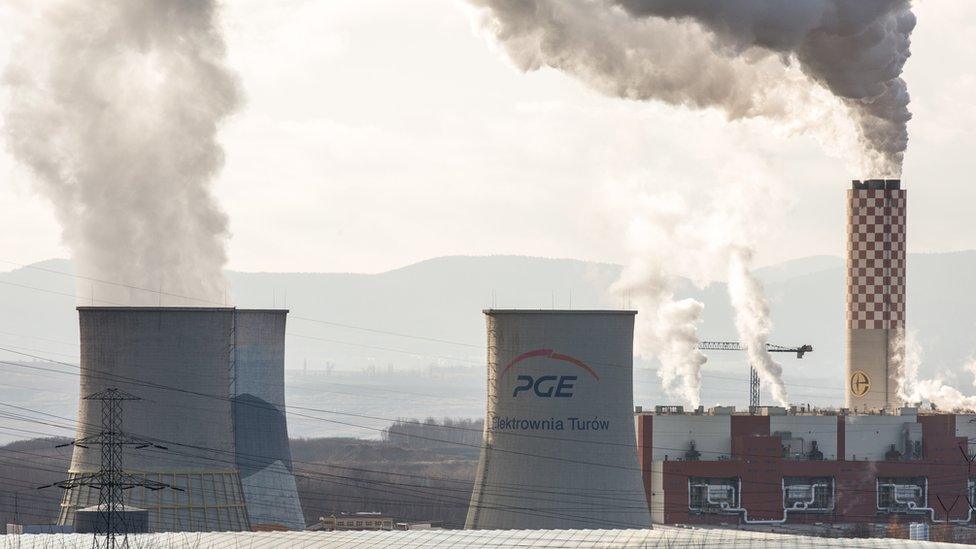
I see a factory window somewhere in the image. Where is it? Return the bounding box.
[877,477,927,513]
[782,477,834,511]
[688,477,739,513]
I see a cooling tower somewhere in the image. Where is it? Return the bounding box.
[846,180,906,411]
[58,307,304,532]
[465,310,651,530]
[231,310,305,530]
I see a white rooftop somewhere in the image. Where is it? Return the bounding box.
[0,527,958,548]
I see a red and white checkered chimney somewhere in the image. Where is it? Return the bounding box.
[846,179,906,411]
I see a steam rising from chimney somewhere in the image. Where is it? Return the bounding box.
[728,247,788,406]
[612,182,786,408]
[612,194,707,408]
[892,330,976,411]
[3,0,240,306]
[467,0,915,176]
[614,259,707,408]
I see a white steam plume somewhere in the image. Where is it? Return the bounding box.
[892,328,921,405]
[610,180,786,408]
[3,1,241,306]
[466,0,915,175]
[892,330,976,411]
[612,201,707,407]
[727,246,788,406]
[613,281,706,409]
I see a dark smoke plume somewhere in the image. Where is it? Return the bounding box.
[468,0,915,175]
[3,1,241,305]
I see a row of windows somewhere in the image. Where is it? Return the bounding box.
[687,476,969,515]
[336,520,392,527]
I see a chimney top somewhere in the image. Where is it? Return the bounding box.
[851,179,901,190]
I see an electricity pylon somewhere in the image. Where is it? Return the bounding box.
[40,388,181,549]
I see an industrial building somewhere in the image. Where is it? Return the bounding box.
[637,405,976,529]
[308,512,395,531]
[465,310,651,530]
[636,180,976,538]
[57,307,304,532]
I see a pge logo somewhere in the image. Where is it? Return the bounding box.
[513,375,577,398]
[501,349,599,398]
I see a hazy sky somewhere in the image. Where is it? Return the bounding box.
[1,0,974,274]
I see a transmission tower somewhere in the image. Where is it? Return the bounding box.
[40,388,180,549]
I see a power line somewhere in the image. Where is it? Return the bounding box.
[39,389,182,547]
[3,269,976,529]
[2,382,974,507]
[2,397,975,532]
[0,258,850,393]
[0,346,966,472]
[0,364,656,524]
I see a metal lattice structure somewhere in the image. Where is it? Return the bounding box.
[749,367,761,411]
[696,341,813,358]
[41,389,179,549]
[696,342,814,410]
[58,471,249,531]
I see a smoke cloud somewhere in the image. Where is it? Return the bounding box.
[3,0,240,306]
[727,247,788,406]
[467,0,915,175]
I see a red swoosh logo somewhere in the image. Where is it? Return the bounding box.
[500,348,600,380]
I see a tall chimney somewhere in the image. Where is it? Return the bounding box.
[845,179,906,411]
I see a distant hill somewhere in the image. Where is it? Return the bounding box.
[0,437,71,530]
[1,252,976,437]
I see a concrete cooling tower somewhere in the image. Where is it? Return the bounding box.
[465,310,651,530]
[232,310,305,530]
[58,307,304,532]
[846,180,906,411]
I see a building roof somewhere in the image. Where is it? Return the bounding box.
[0,527,957,548]
[483,309,637,315]
[76,306,288,312]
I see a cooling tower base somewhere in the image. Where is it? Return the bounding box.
[58,470,249,532]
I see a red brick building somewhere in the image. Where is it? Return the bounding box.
[637,406,976,526]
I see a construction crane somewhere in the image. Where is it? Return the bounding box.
[697,341,814,410]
